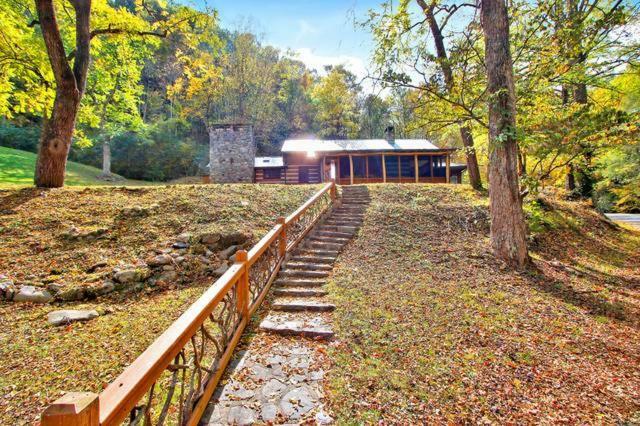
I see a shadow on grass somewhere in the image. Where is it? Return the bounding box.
[0,188,43,215]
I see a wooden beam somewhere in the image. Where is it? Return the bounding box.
[382,154,386,183]
[430,155,434,178]
[446,154,450,183]
[41,393,99,426]
[365,155,369,179]
[414,154,419,183]
[349,154,354,185]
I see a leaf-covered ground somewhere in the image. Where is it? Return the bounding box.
[0,184,319,425]
[326,184,640,424]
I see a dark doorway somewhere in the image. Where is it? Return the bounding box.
[299,167,310,183]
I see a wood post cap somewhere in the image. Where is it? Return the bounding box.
[235,250,248,262]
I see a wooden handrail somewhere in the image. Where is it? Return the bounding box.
[41,181,336,426]
[285,182,334,224]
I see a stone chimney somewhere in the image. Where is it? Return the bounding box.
[209,124,255,183]
[384,125,395,142]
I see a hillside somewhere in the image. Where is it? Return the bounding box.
[326,185,640,423]
[0,146,148,187]
[0,184,321,424]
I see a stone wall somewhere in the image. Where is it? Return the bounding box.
[209,124,256,183]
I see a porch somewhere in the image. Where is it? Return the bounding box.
[323,153,454,185]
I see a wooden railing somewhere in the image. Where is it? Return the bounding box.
[41,182,337,426]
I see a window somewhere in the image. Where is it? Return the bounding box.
[400,156,415,178]
[367,156,383,178]
[353,157,366,178]
[434,155,446,177]
[385,155,399,177]
[263,168,281,180]
[418,155,431,177]
[339,157,350,178]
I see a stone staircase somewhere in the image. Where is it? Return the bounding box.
[259,186,370,339]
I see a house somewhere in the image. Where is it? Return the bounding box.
[210,124,466,185]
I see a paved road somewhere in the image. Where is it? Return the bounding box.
[605,213,640,229]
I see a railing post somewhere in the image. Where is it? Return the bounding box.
[235,250,249,318]
[277,217,287,257]
[329,179,337,200]
[41,392,99,426]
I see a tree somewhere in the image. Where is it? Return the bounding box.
[311,66,359,139]
[481,0,529,268]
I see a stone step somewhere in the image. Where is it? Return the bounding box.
[280,269,330,278]
[323,222,362,228]
[314,231,354,239]
[259,313,334,339]
[296,248,340,257]
[272,298,336,312]
[307,241,344,251]
[330,213,365,218]
[309,235,350,244]
[284,262,333,271]
[275,278,326,287]
[273,287,328,297]
[318,225,357,233]
[290,255,336,264]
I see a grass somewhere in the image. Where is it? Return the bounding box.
[0,183,321,424]
[326,184,640,424]
[0,146,150,187]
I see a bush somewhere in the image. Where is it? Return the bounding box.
[0,121,40,152]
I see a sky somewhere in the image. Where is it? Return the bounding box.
[188,0,384,88]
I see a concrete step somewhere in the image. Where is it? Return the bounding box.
[275,278,326,287]
[280,269,330,278]
[308,241,344,251]
[273,287,328,297]
[290,255,336,264]
[318,225,357,233]
[296,248,340,257]
[323,222,362,228]
[331,212,365,218]
[272,298,336,312]
[284,262,333,271]
[309,235,350,244]
[259,312,334,339]
[314,231,354,239]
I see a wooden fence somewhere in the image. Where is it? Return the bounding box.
[41,182,337,426]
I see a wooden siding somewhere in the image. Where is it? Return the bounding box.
[284,165,321,184]
[254,168,285,184]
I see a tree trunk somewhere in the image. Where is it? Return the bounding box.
[418,0,483,189]
[481,0,529,269]
[459,125,482,190]
[34,0,91,188]
[102,140,111,176]
[565,164,576,191]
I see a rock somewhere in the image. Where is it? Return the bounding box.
[97,280,115,295]
[176,233,192,243]
[261,403,278,422]
[118,205,156,218]
[0,277,16,300]
[172,241,189,249]
[219,245,239,260]
[174,256,185,264]
[200,232,221,246]
[219,231,248,248]
[14,286,53,303]
[280,387,316,420]
[162,265,175,271]
[87,261,108,274]
[61,227,108,241]
[212,263,229,278]
[315,411,334,425]
[227,406,256,426]
[147,254,173,267]
[262,379,287,398]
[48,309,99,326]
[58,287,85,302]
[157,270,177,283]
[113,268,149,284]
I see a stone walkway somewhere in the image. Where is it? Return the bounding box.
[200,186,370,425]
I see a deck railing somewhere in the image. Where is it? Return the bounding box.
[41,181,337,426]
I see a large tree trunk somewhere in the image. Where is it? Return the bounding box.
[481,0,529,269]
[34,0,91,188]
[418,0,483,190]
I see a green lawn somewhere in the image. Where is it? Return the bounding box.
[0,146,149,187]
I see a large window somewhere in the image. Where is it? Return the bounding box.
[400,156,415,178]
[353,156,366,178]
[433,155,446,177]
[418,155,431,177]
[385,155,399,177]
[368,156,383,178]
[263,168,281,180]
[339,157,350,178]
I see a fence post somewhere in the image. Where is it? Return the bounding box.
[277,217,287,258]
[330,179,337,200]
[235,250,249,318]
[41,392,99,426]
